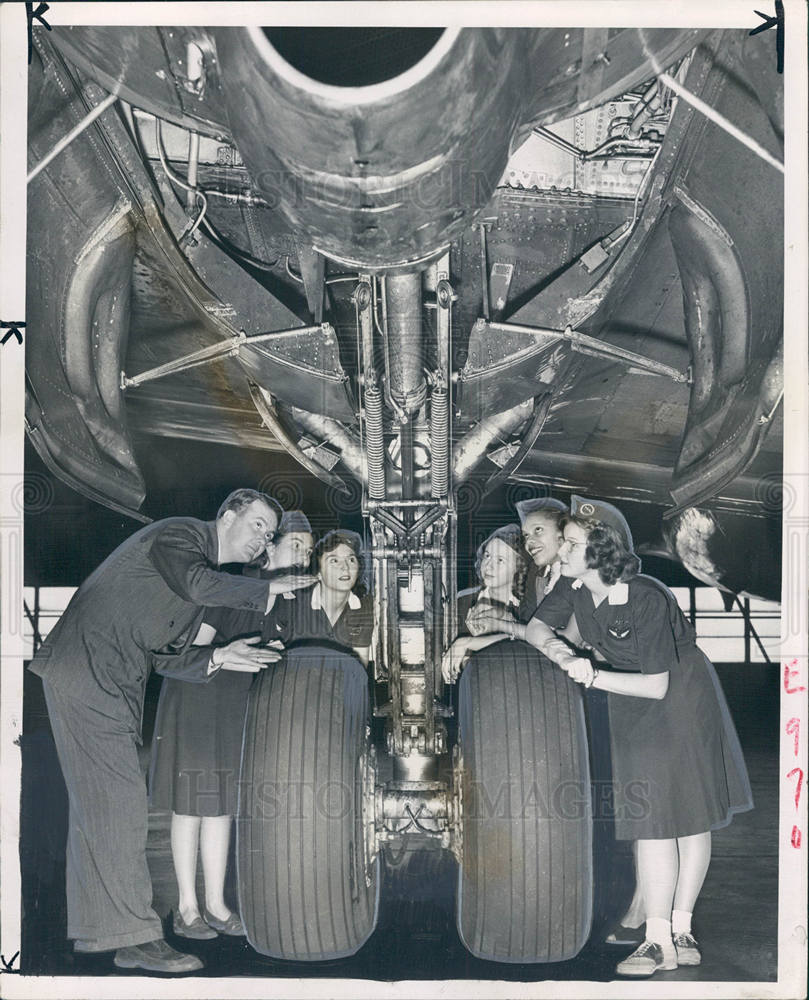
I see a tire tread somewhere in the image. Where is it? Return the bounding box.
[457,640,592,963]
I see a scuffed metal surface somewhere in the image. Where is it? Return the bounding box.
[670,507,720,584]
[24,26,782,527]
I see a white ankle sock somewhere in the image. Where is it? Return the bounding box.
[671,909,692,935]
[646,917,673,947]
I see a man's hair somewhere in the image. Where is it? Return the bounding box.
[217,489,282,525]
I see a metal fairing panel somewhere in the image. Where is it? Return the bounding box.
[237,338,356,424]
[139,171,357,425]
[507,33,782,521]
[27,33,358,511]
[662,33,783,510]
[25,26,782,536]
[51,27,232,138]
[26,39,146,512]
[454,190,632,422]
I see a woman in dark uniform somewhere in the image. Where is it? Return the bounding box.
[478,496,753,977]
[441,524,530,684]
[280,529,374,665]
[149,511,315,940]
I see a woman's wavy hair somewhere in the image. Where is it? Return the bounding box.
[314,529,368,597]
[474,524,530,603]
[567,516,641,586]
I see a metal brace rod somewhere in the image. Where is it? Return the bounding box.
[371,505,446,543]
[478,223,490,320]
[371,508,408,540]
[367,499,449,510]
[121,324,327,390]
[657,72,784,174]
[372,546,444,560]
[408,505,446,539]
[28,89,120,184]
[532,125,584,160]
[486,320,689,383]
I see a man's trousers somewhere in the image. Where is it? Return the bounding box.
[43,679,164,952]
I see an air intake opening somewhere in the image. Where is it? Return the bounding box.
[262,27,446,87]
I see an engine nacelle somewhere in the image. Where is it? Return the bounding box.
[212,28,531,268]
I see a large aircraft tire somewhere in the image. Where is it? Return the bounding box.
[237,646,379,960]
[456,640,592,962]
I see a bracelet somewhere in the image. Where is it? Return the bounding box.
[585,666,599,689]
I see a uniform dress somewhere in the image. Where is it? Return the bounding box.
[457,585,526,636]
[149,589,295,818]
[28,517,273,952]
[535,573,753,839]
[279,582,374,655]
[518,561,561,621]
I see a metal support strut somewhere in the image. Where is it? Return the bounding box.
[484,320,689,383]
[120,324,329,390]
[356,278,386,499]
[28,89,120,184]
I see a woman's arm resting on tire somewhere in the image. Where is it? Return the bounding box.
[441,633,510,683]
[522,617,577,662]
[557,614,583,647]
[558,653,670,699]
[594,667,669,699]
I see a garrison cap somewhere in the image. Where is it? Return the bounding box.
[476,523,525,564]
[474,523,527,583]
[570,495,634,550]
[279,509,313,535]
[315,528,364,555]
[515,496,567,524]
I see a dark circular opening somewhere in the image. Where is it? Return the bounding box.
[262,27,446,87]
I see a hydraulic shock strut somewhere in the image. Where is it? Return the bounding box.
[357,278,386,499]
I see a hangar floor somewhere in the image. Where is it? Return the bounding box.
[20,662,778,984]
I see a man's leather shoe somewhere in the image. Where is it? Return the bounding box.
[113,938,203,973]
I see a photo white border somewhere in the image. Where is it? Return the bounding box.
[1,3,806,998]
